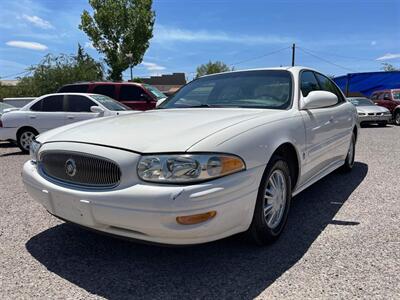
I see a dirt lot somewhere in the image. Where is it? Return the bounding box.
[0,125,399,299]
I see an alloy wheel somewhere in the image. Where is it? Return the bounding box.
[263,169,287,229]
[20,131,35,151]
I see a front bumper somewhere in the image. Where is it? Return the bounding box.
[358,114,391,123]
[22,155,263,245]
[0,127,17,141]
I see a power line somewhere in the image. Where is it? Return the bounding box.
[299,47,377,62]
[0,69,32,79]
[298,47,357,72]
[230,46,290,67]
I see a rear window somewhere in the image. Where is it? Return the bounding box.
[31,95,64,112]
[58,84,89,93]
[393,92,400,100]
[93,85,116,99]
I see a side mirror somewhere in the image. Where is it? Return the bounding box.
[301,91,338,110]
[90,106,105,116]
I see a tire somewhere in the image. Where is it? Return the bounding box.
[248,156,292,245]
[341,132,356,172]
[378,121,387,127]
[17,128,37,153]
[394,111,400,126]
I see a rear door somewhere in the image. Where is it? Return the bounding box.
[119,84,155,110]
[64,95,98,124]
[27,95,66,132]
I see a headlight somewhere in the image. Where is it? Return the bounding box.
[384,111,391,115]
[137,154,245,183]
[29,139,41,163]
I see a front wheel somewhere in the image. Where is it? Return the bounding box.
[394,111,400,126]
[248,156,292,245]
[341,132,356,172]
[17,129,37,153]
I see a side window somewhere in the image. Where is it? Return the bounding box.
[41,95,64,112]
[30,100,43,111]
[378,93,385,100]
[383,93,391,100]
[300,71,319,97]
[371,93,378,100]
[315,73,344,102]
[93,85,116,99]
[119,85,144,100]
[65,95,96,112]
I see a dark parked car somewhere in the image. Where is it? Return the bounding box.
[58,82,166,111]
[370,89,400,125]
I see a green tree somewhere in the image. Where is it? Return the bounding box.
[79,0,155,81]
[195,61,232,78]
[0,46,103,99]
[381,63,399,72]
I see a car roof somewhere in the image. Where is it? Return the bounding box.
[198,66,318,78]
[62,81,143,87]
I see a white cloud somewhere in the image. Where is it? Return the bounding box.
[84,42,95,49]
[376,53,400,61]
[6,40,48,51]
[22,14,53,29]
[141,61,166,71]
[153,25,293,45]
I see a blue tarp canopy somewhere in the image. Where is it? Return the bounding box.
[333,71,400,97]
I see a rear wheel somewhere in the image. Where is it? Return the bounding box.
[248,156,291,245]
[394,111,400,126]
[341,132,356,172]
[17,128,37,153]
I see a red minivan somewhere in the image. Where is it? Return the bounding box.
[58,82,166,111]
[370,89,400,125]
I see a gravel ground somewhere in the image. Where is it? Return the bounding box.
[0,125,399,299]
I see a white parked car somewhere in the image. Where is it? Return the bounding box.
[22,67,358,246]
[0,93,133,152]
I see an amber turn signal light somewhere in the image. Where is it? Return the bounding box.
[176,211,217,225]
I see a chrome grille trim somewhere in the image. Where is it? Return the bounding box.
[39,151,121,189]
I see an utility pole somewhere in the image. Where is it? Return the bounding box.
[126,53,133,81]
[291,43,296,67]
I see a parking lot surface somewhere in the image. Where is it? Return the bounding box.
[0,125,399,299]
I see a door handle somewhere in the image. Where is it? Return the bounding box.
[67,116,74,120]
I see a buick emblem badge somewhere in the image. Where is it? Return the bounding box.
[65,158,77,177]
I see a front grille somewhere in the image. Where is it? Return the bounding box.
[39,151,121,188]
[376,113,382,115]
[368,113,374,116]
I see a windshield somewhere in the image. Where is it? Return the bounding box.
[349,98,375,106]
[393,92,400,100]
[144,84,166,100]
[91,95,131,111]
[159,70,293,109]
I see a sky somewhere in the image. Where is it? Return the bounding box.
[0,0,399,81]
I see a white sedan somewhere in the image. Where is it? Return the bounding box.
[0,93,133,152]
[22,67,358,245]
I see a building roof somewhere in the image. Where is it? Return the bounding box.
[140,73,186,85]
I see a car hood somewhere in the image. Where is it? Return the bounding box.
[37,108,275,153]
[357,105,389,113]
